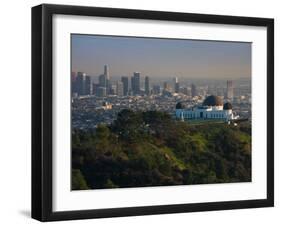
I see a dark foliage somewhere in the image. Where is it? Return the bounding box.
[72,110,251,190]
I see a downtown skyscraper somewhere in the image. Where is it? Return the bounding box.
[99,73,107,87]
[145,76,150,96]
[85,75,92,95]
[76,72,86,95]
[191,84,197,97]
[117,81,124,96]
[98,65,111,95]
[75,72,92,96]
[104,64,109,79]
[131,72,140,95]
[121,76,129,96]
[174,77,180,93]
[226,80,234,100]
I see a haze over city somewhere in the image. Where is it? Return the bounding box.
[71,34,252,79]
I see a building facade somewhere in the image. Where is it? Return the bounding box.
[131,72,140,95]
[191,83,197,97]
[173,77,180,93]
[96,87,107,97]
[226,80,234,100]
[76,72,86,95]
[98,73,107,88]
[117,81,124,96]
[152,85,161,95]
[175,95,237,122]
[121,76,129,96]
[145,76,150,95]
[85,75,92,95]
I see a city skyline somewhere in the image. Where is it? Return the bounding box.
[71,34,252,79]
[72,65,241,102]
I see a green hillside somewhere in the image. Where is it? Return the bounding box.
[72,109,251,190]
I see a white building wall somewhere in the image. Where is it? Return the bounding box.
[175,108,233,121]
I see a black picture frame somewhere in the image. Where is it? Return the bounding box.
[32,4,274,222]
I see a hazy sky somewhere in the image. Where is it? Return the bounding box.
[71,34,251,79]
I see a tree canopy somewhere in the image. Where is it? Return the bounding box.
[72,109,251,190]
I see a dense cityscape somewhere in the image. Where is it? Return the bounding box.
[71,65,251,130]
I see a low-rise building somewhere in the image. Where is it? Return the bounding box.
[175,95,238,122]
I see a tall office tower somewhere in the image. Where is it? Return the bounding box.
[182,87,189,95]
[233,86,239,97]
[96,87,106,97]
[106,80,112,95]
[173,77,180,93]
[152,85,161,95]
[92,83,99,96]
[110,84,117,95]
[104,64,109,80]
[71,72,77,94]
[163,81,171,91]
[163,81,168,90]
[84,75,92,95]
[131,76,135,95]
[145,76,150,96]
[98,74,107,87]
[71,71,76,82]
[226,80,234,100]
[191,83,197,97]
[132,72,141,95]
[104,65,110,94]
[121,76,129,96]
[175,83,180,93]
[117,81,124,96]
[76,72,86,95]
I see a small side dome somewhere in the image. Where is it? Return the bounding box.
[203,95,223,106]
[223,102,233,110]
[176,102,185,109]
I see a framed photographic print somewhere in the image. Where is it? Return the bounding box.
[32,4,274,221]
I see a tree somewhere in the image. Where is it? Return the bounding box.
[111,109,144,142]
[72,111,252,189]
[72,169,89,190]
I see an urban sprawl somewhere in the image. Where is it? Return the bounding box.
[72,65,251,130]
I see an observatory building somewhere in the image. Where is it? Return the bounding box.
[175,95,237,122]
